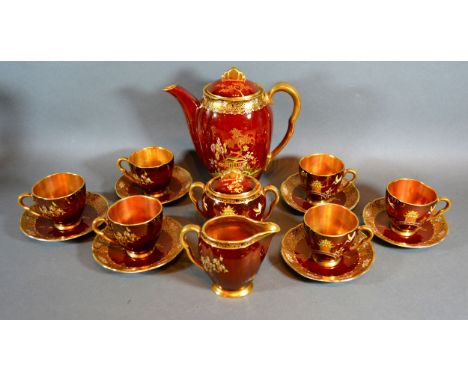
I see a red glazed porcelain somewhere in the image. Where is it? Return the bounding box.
[164,67,301,178]
[180,216,280,297]
[189,170,279,220]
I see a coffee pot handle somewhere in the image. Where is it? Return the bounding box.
[188,182,206,217]
[262,185,280,221]
[180,224,204,270]
[18,193,41,217]
[265,82,301,170]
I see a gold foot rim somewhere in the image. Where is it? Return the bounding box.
[54,218,82,231]
[211,283,253,298]
[149,190,167,198]
[311,252,342,268]
[126,249,153,260]
[390,225,417,238]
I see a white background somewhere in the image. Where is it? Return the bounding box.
[1,0,467,381]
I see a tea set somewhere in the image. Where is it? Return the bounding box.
[17,67,452,297]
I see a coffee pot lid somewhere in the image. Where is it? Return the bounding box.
[206,67,260,98]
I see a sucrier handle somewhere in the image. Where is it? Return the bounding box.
[265,82,301,170]
[180,224,203,270]
[262,185,280,221]
[188,182,206,217]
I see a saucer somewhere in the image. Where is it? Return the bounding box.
[115,165,192,204]
[19,192,108,242]
[280,173,360,213]
[363,198,449,248]
[92,216,183,273]
[281,223,375,282]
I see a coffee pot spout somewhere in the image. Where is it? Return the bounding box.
[163,84,200,142]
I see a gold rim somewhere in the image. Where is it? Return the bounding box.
[201,93,269,115]
[203,83,265,102]
[30,172,86,201]
[299,153,345,177]
[163,84,177,91]
[362,197,449,248]
[126,146,174,168]
[107,195,163,227]
[303,204,360,238]
[92,216,183,273]
[200,215,280,249]
[280,173,360,213]
[19,192,109,242]
[281,223,375,283]
[386,178,439,207]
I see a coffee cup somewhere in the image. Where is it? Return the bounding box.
[299,153,357,202]
[18,172,87,231]
[92,195,163,259]
[116,146,174,195]
[303,203,373,268]
[386,178,451,237]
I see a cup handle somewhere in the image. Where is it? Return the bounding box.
[339,168,358,192]
[430,197,451,220]
[92,217,118,244]
[264,82,301,170]
[188,181,206,217]
[116,157,134,183]
[18,193,41,217]
[179,224,203,270]
[262,185,280,221]
[350,226,374,251]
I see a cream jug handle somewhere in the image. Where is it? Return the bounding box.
[265,82,301,170]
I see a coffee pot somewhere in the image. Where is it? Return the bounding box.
[164,67,300,178]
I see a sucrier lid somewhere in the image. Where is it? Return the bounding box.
[210,170,259,195]
[206,67,260,98]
